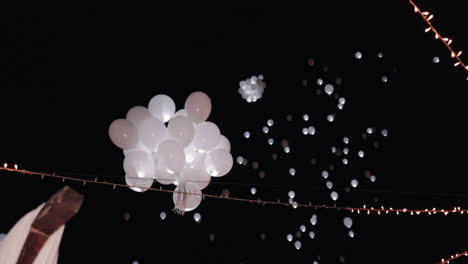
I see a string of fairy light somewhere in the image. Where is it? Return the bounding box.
[408,0,468,80]
[2,165,467,217]
[436,250,468,264]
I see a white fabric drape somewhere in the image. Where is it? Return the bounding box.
[0,203,65,264]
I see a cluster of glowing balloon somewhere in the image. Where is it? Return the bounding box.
[109,91,233,214]
[238,75,266,103]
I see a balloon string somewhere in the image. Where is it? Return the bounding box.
[435,250,468,264]
[1,166,468,216]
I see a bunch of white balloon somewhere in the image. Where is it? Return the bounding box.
[238,75,266,103]
[108,91,233,214]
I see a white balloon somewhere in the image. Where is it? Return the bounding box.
[138,117,167,151]
[174,109,188,118]
[184,143,203,164]
[205,148,233,177]
[192,122,221,152]
[343,217,353,228]
[181,155,211,189]
[173,182,202,212]
[185,91,212,123]
[154,160,176,185]
[155,140,185,174]
[109,119,138,150]
[148,94,176,123]
[286,234,293,242]
[123,140,151,156]
[294,241,302,250]
[193,212,201,223]
[215,135,231,152]
[125,174,153,193]
[123,151,155,179]
[310,214,318,225]
[160,211,166,220]
[126,106,152,126]
[168,116,195,147]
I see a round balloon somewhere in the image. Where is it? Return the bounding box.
[155,140,185,174]
[126,106,152,126]
[205,148,233,177]
[168,116,195,147]
[185,91,211,123]
[173,109,188,118]
[125,174,153,193]
[154,161,176,185]
[215,135,231,152]
[123,150,155,179]
[109,119,138,150]
[192,121,220,152]
[148,94,176,123]
[182,155,211,189]
[138,117,167,151]
[172,182,202,213]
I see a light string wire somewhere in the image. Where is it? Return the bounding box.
[1,166,467,216]
[436,250,468,264]
[408,0,468,79]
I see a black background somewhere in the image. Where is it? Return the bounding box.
[1,3,468,264]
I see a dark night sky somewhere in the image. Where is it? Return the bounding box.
[1,4,468,264]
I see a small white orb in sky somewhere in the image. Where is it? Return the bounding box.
[366,127,374,134]
[289,168,296,176]
[370,175,376,182]
[287,234,293,242]
[324,84,334,95]
[288,190,295,199]
[343,137,349,144]
[303,114,309,121]
[343,217,353,228]
[377,52,383,58]
[348,230,355,238]
[160,211,166,220]
[342,158,348,165]
[338,103,344,110]
[194,213,201,223]
[133,261,139,264]
[343,148,349,155]
[317,78,323,86]
[331,191,339,201]
[381,76,388,83]
[262,126,269,134]
[433,56,440,64]
[267,119,274,127]
[351,179,359,188]
[236,156,244,165]
[300,225,306,232]
[244,131,250,139]
[309,231,315,239]
[302,128,309,135]
[308,126,316,135]
[292,201,298,209]
[294,241,302,250]
[310,214,318,225]
[326,181,333,189]
[381,128,388,137]
[331,146,336,153]
[284,146,290,153]
[322,170,329,179]
[327,114,335,122]
[338,97,346,105]
[267,138,274,145]
[358,150,365,158]
[355,51,362,59]
[250,187,257,195]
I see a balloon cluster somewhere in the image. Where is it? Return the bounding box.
[108,91,233,214]
[238,75,266,103]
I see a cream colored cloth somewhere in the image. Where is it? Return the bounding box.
[0,203,65,264]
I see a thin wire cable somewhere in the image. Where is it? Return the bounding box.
[408,0,468,79]
[1,166,468,216]
[436,250,468,264]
